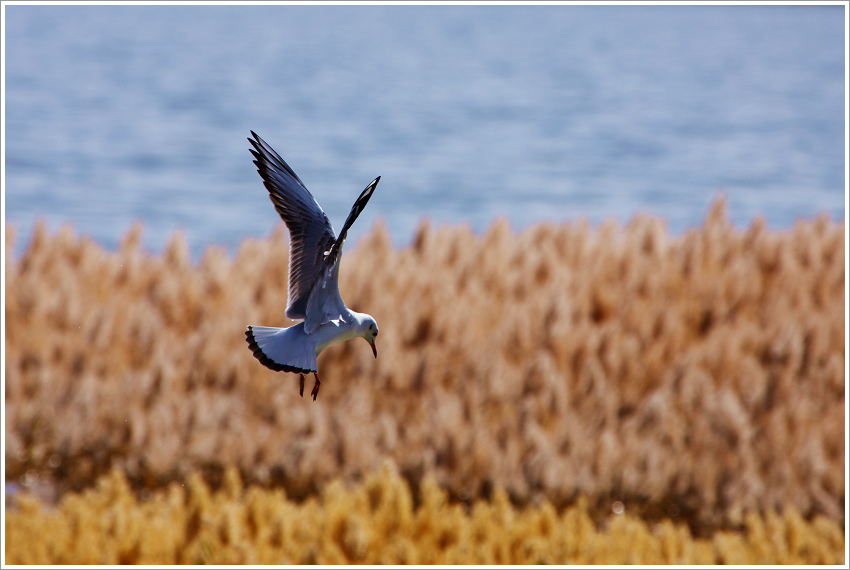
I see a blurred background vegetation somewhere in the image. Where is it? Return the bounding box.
[4,198,845,563]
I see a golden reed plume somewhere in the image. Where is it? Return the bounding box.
[5,462,844,564]
[5,197,845,550]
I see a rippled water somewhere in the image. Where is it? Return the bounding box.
[4,5,846,259]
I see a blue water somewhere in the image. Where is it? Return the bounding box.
[4,5,846,261]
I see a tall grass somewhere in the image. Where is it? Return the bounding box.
[5,462,844,564]
[4,197,845,535]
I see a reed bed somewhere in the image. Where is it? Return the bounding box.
[4,197,846,538]
[5,462,844,564]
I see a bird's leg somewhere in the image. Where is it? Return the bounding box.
[311,372,321,401]
[299,373,305,398]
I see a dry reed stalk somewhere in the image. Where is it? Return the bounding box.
[4,197,845,533]
[4,462,844,565]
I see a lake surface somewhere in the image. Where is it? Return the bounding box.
[4,5,846,260]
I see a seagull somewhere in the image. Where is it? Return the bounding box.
[245,131,380,400]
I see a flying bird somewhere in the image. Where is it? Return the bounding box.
[245,131,380,400]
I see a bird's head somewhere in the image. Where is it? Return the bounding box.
[359,314,379,358]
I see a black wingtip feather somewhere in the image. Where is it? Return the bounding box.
[248,132,309,191]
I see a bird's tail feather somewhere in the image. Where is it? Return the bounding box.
[245,325,317,373]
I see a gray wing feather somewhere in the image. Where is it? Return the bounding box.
[304,257,345,334]
[249,131,338,321]
[302,176,380,333]
[324,176,380,270]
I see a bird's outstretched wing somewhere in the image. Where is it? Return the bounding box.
[324,176,381,269]
[302,176,381,333]
[249,131,337,321]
